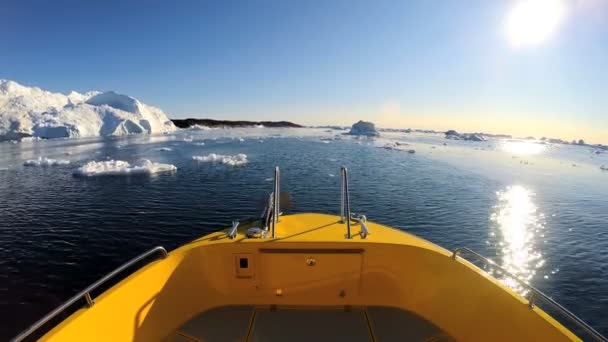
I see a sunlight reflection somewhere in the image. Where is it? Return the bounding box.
[502,140,546,155]
[490,185,544,295]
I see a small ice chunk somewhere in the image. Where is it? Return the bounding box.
[23,157,70,167]
[73,159,177,177]
[193,142,206,146]
[158,147,173,152]
[192,153,248,166]
[601,165,608,171]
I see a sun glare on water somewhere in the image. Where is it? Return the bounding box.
[505,0,567,47]
[490,185,545,295]
[502,140,546,155]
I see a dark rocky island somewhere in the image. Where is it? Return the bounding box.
[172,118,303,129]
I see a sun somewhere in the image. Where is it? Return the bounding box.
[505,0,567,47]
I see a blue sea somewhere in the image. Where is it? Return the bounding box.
[1,127,607,339]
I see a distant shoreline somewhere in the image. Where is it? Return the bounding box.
[171,118,303,129]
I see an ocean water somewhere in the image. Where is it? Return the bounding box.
[0,128,607,339]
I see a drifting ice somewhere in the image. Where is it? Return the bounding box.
[73,159,177,177]
[192,153,248,166]
[23,157,70,167]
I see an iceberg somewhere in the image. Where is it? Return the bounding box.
[192,153,248,166]
[23,157,70,167]
[73,159,177,177]
[444,130,486,141]
[0,80,175,141]
[347,120,380,137]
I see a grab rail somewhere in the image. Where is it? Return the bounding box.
[11,246,168,342]
[271,166,280,238]
[452,247,607,342]
[341,167,352,238]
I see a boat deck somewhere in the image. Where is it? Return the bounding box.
[168,305,455,342]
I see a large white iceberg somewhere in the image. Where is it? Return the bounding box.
[192,153,248,166]
[348,120,380,137]
[0,79,175,141]
[73,159,177,177]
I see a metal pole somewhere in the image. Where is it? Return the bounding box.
[272,166,279,238]
[340,168,345,222]
[276,167,280,222]
[343,167,351,239]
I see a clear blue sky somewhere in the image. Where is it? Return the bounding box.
[2,0,607,142]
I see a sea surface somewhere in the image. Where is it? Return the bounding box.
[0,127,607,339]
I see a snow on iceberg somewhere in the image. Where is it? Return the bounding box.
[348,120,380,137]
[444,130,486,141]
[0,80,175,141]
[192,153,248,166]
[73,159,177,177]
[23,157,70,167]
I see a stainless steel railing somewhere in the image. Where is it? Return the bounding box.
[340,167,370,239]
[452,247,608,342]
[272,166,280,238]
[341,167,352,238]
[11,246,168,342]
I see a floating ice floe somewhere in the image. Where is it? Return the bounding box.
[348,120,380,137]
[444,130,486,141]
[188,125,212,130]
[192,153,248,166]
[601,165,608,171]
[73,159,177,177]
[23,157,70,167]
[380,143,415,154]
[158,147,173,152]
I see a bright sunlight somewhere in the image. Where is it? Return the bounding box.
[505,0,567,47]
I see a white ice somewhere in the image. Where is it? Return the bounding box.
[192,153,248,166]
[73,159,177,177]
[23,157,70,167]
[1,79,175,141]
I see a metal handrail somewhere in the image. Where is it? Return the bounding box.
[452,247,607,342]
[11,246,168,342]
[272,166,280,238]
[341,167,352,238]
